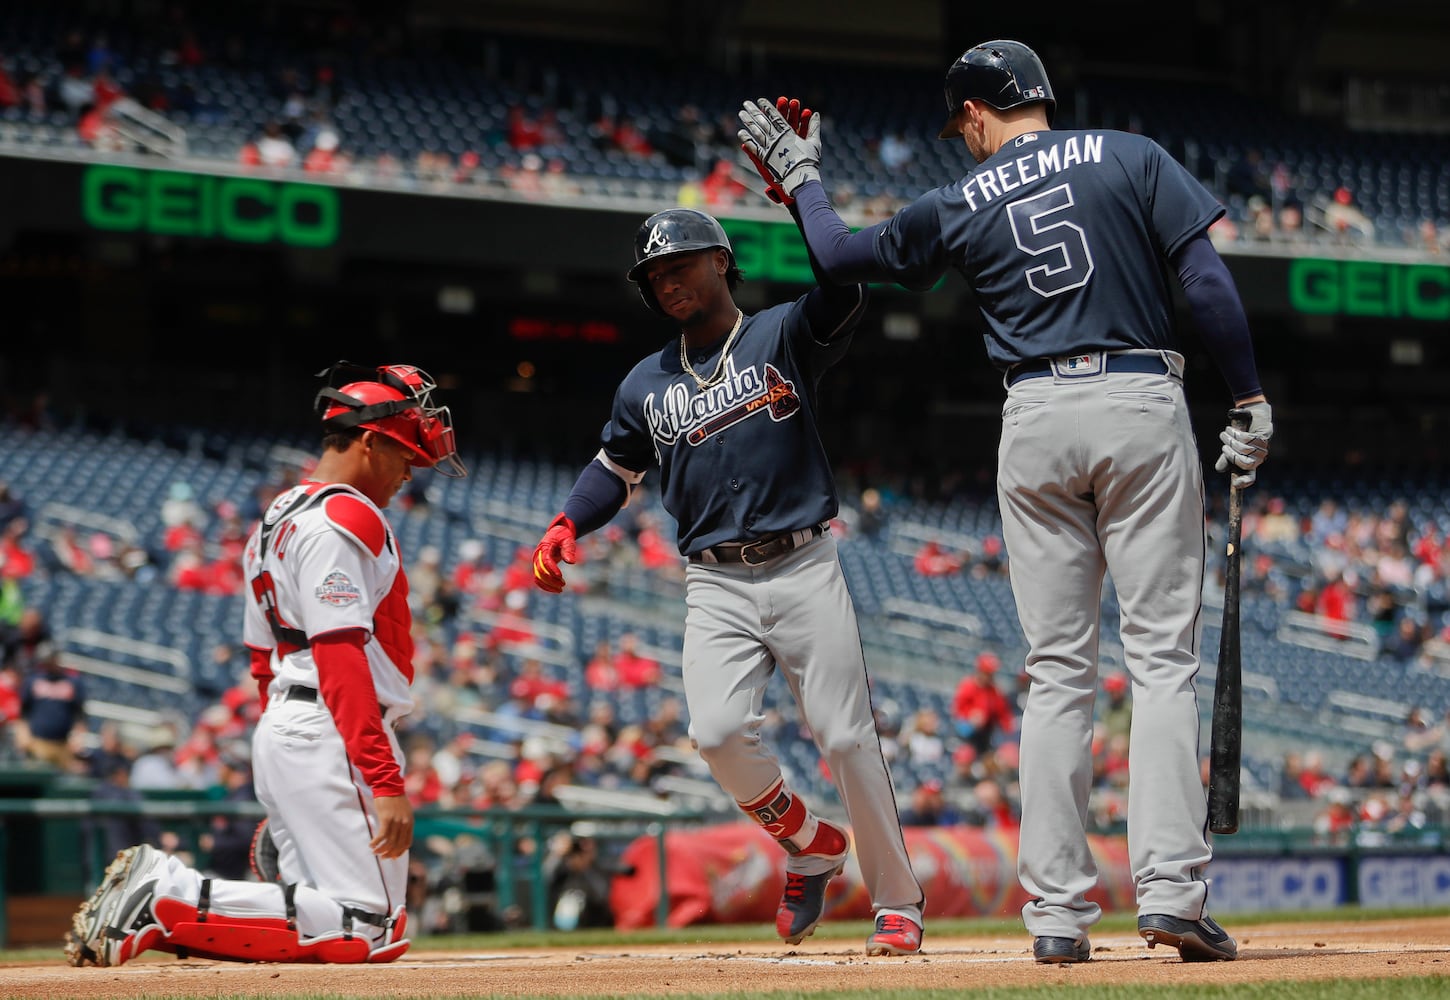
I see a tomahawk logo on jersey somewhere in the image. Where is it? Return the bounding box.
[643,358,801,447]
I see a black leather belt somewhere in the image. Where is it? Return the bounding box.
[283,685,390,723]
[1007,353,1171,387]
[690,523,827,566]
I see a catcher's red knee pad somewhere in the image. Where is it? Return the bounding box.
[152,897,377,964]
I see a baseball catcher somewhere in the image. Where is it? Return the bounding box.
[65,360,465,967]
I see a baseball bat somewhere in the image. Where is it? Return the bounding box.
[1207,408,1251,835]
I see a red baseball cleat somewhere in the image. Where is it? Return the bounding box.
[866,913,922,956]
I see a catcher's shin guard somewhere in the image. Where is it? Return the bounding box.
[154,882,409,964]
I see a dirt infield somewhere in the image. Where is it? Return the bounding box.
[5,915,1448,997]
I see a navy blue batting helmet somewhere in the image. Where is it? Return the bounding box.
[938,40,1055,139]
[627,208,736,316]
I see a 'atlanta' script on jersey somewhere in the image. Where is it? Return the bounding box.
[643,357,801,448]
[959,132,1104,211]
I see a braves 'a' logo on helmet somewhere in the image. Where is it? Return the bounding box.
[642,224,672,255]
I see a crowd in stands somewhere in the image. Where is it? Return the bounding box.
[1238,492,1450,666]
[6,8,1444,250]
[4,433,1450,927]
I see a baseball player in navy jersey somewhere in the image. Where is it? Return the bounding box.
[531,205,925,955]
[65,361,466,968]
[740,40,1272,964]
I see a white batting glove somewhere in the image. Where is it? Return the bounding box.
[1215,401,1273,488]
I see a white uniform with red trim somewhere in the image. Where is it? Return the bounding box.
[97,480,418,963]
[238,481,414,940]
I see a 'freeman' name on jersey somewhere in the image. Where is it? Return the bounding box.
[959,133,1104,211]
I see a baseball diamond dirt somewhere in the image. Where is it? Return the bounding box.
[4,914,1448,997]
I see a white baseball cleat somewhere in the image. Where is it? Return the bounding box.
[65,844,168,967]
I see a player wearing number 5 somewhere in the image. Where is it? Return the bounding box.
[531,207,925,955]
[740,40,1271,964]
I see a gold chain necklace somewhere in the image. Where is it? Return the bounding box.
[678,310,744,391]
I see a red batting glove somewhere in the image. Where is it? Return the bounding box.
[532,513,577,594]
[778,97,813,135]
[743,96,813,206]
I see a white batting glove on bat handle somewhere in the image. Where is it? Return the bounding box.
[1215,401,1272,488]
[737,98,822,198]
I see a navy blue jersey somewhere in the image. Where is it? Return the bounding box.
[873,129,1223,369]
[600,298,853,556]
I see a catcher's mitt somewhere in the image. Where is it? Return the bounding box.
[249,817,282,883]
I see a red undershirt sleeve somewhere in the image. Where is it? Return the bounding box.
[312,630,404,797]
[248,648,274,714]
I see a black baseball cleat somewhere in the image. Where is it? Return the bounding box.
[1138,913,1237,961]
[776,864,845,944]
[1033,935,1091,964]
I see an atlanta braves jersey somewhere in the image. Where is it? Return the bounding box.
[599,298,854,555]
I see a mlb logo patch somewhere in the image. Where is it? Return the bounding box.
[1050,352,1104,379]
[315,570,361,607]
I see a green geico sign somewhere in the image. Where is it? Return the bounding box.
[82,165,339,248]
[721,218,817,284]
[722,217,944,290]
[1289,258,1448,321]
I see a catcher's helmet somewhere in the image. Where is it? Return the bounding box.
[315,361,467,478]
[626,208,736,316]
[938,39,1055,139]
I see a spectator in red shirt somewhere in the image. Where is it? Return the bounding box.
[403,739,444,807]
[613,632,661,689]
[92,67,124,110]
[509,658,569,709]
[303,129,345,174]
[583,639,619,691]
[914,539,965,577]
[1314,570,1355,639]
[219,667,261,733]
[700,158,748,207]
[0,662,22,735]
[1413,520,1443,576]
[0,519,37,579]
[951,652,1016,756]
[0,57,19,108]
[507,105,544,150]
[452,538,490,594]
[489,590,536,648]
[636,512,680,577]
[163,520,204,554]
[1298,750,1338,798]
[611,115,654,157]
[1313,788,1357,844]
[501,546,539,594]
